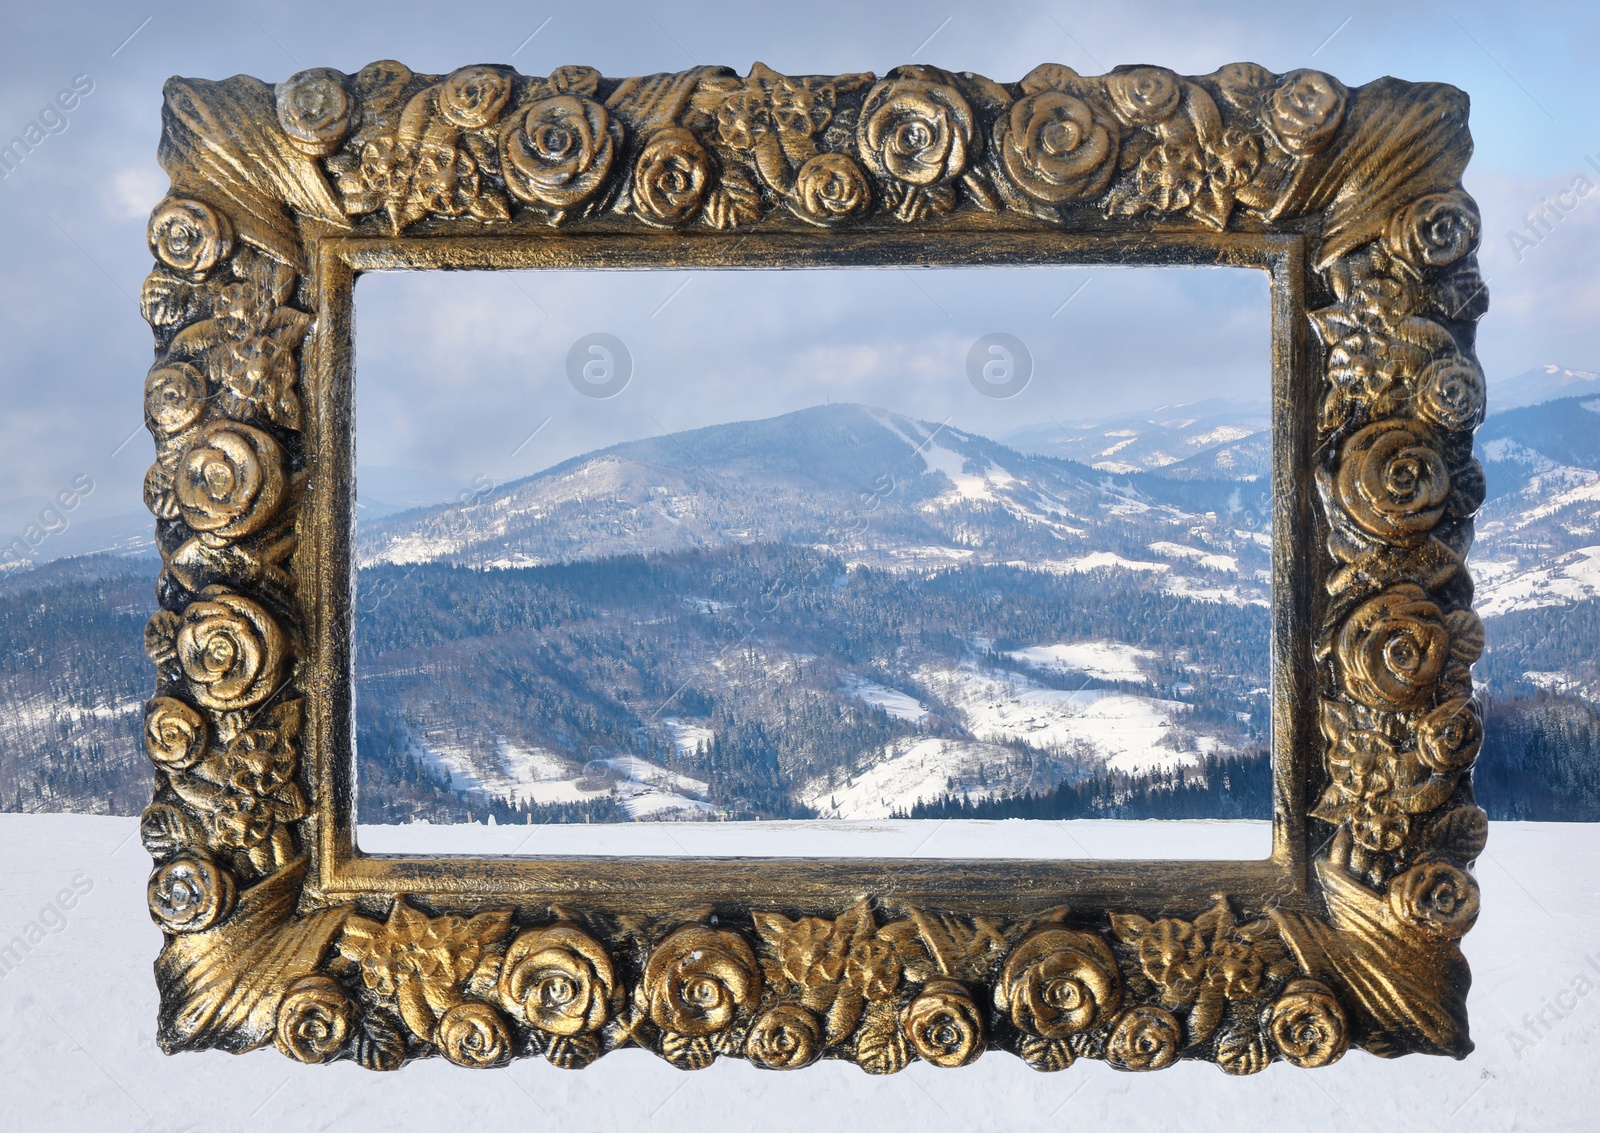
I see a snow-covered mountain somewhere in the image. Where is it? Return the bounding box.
[1003,397,1270,479]
[1461,380,1600,705]
[6,375,1597,822]
[1488,364,1600,413]
[345,404,1279,820]
[1471,393,1600,618]
[343,385,1599,818]
[356,402,1274,597]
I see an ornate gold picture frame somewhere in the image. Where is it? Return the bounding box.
[138,59,1489,1074]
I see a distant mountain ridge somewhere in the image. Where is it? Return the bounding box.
[1478,395,1600,496]
[355,403,1274,579]
[1003,397,1270,479]
[1489,364,1599,412]
[4,372,1599,822]
[1470,392,1600,629]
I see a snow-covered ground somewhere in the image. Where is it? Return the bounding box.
[1004,641,1156,683]
[0,694,141,735]
[800,656,1250,819]
[1474,545,1600,618]
[380,646,1241,825]
[1146,541,1239,572]
[1026,551,1171,574]
[598,756,716,820]
[1470,457,1600,620]
[919,664,1218,775]
[415,737,580,801]
[841,676,929,722]
[359,816,1272,858]
[1,815,1594,1132]
[1160,574,1271,608]
[404,734,716,816]
[659,718,715,756]
[797,738,1051,821]
[615,788,717,820]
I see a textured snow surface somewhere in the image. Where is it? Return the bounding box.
[419,738,575,800]
[659,718,716,755]
[841,676,929,722]
[406,737,713,814]
[1476,546,1600,618]
[1004,641,1157,683]
[801,647,1245,818]
[1147,541,1239,572]
[0,816,1594,1132]
[358,815,1270,858]
[0,694,141,734]
[798,737,1021,820]
[918,664,1216,775]
[370,641,1240,822]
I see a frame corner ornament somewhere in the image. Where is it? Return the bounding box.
[139,58,1488,1073]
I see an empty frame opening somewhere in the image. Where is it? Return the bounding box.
[349,265,1274,859]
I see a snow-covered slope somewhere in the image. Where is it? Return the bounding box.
[1476,545,1600,619]
[1470,393,1600,618]
[1004,398,1270,478]
[354,403,1273,589]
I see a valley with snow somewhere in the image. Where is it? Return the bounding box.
[341,400,1279,825]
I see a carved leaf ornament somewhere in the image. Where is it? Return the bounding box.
[140,59,1487,1070]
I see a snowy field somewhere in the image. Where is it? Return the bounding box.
[356,816,1273,858]
[1,815,1596,1132]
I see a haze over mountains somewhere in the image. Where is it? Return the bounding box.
[1003,397,1270,479]
[341,377,1597,822]
[2,363,1590,571]
[1483,364,1599,412]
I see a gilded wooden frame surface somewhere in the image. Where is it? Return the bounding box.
[138,59,1489,1074]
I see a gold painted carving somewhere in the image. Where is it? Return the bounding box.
[138,60,1488,1072]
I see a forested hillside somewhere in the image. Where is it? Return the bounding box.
[351,547,1272,822]
[2,389,1597,824]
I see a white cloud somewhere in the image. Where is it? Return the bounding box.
[102,165,168,223]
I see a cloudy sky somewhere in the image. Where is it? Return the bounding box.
[354,266,1269,487]
[1,0,1595,533]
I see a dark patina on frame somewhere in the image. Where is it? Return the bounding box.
[139,60,1489,1074]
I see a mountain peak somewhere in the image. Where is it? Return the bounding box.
[356,403,1002,569]
[354,402,1272,575]
[1490,365,1599,412]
